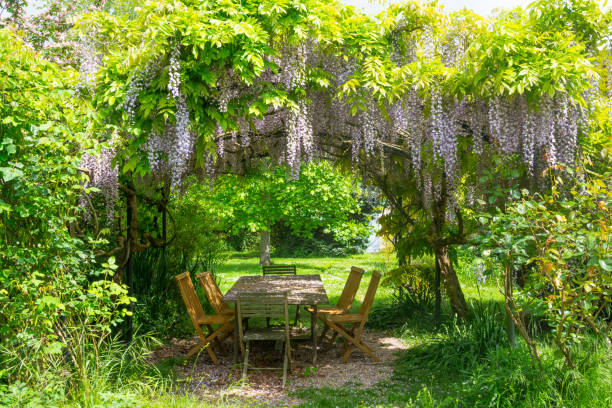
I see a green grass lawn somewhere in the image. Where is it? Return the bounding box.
[214,250,503,321]
[215,251,398,314]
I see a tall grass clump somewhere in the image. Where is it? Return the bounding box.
[395,301,508,372]
[1,330,166,408]
[368,261,436,329]
[394,300,612,407]
[131,246,227,337]
[131,248,189,336]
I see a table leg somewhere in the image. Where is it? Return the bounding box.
[233,304,239,364]
[312,304,318,365]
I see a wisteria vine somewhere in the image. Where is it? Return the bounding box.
[77,7,595,225]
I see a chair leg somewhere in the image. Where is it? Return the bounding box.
[239,319,247,358]
[242,341,250,382]
[341,341,356,362]
[310,309,316,341]
[282,341,288,387]
[206,341,221,365]
[327,321,380,363]
[294,306,301,327]
[186,337,221,365]
[286,339,292,372]
[207,324,223,351]
[338,323,357,356]
[318,324,329,344]
[186,341,205,359]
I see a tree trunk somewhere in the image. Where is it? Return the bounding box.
[434,245,470,319]
[434,254,441,324]
[259,222,271,266]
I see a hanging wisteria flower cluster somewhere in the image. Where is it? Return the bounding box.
[76,32,101,97]
[145,44,197,190]
[124,61,159,121]
[136,35,584,220]
[167,45,181,100]
[80,138,119,224]
[286,99,313,177]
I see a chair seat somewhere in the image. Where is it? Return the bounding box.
[243,327,287,341]
[219,308,234,316]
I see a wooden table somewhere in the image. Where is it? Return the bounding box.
[223,274,329,364]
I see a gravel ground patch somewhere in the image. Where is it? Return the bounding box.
[151,329,407,407]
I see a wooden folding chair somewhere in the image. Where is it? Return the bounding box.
[320,271,382,363]
[237,291,292,387]
[307,266,364,345]
[262,264,297,276]
[262,264,301,326]
[174,272,234,365]
[196,271,234,317]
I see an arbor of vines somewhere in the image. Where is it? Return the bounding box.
[76,0,609,317]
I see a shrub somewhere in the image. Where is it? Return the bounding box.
[272,223,368,257]
[170,184,229,274]
[368,262,437,329]
[0,28,130,396]
[472,168,612,367]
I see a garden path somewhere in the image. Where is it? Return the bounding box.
[151,328,407,407]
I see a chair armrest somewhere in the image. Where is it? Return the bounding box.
[305,306,345,315]
[198,314,234,325]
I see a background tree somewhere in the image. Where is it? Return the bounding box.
[206,161,369,265]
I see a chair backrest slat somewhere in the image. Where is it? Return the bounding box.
[175,272,206,326]
[262,264,297,276]
[336,266,365,312]
[237,292,288,318]
[197,272,231,314]
[359,271,381,318]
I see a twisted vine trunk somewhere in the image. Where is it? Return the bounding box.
[260,184,272,266]
[433,244,470,318]
[429,174,470,319]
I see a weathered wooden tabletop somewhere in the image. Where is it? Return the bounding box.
[223,274,329,305]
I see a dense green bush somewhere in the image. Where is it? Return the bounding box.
[272,223,369,257]
[472,168,611,367]
[0,27,130,398]
[170,183,230,274]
